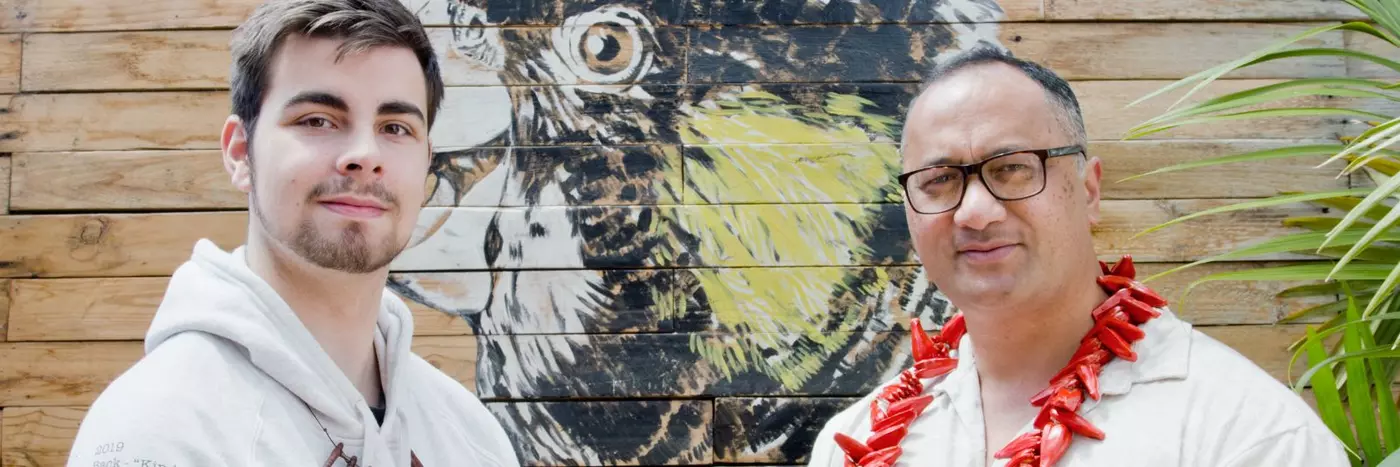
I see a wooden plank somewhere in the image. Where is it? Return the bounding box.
[689,0,1040,23]
[0,34,18,93]
[485,400,713,465]
[6,277,473,341]
[10,151,240,211]
[688,22,1345,83]
[1004,22,1345,80]
[713,397,858,464]
[1,407,82,467]
[1096,140,1349,199]
[21,30,228,92]
[0,0,263,32]
[1346,30,1400,80]
[20,25,686,91]
[1,280,8,342]
[0,212,248,278]
[1044,0,1366,20]
[0,92,229,153]
[0,341,142,406]
[1094,198,1324,264]
[476,330,913,399]
[687,24,975,84]
[404,0,562,26]
[1,156,9,215]
[1076,80,1349,141]
[0,338,473,407]
[684,83,913,145]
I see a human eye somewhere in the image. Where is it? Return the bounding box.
[382,122,413,136]
[298,115,337,129]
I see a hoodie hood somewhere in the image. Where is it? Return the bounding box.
[145,239,417,463]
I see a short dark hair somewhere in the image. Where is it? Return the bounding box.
[229,0,445,141]
[913,46,1087,148]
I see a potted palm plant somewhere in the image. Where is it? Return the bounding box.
[1122,1,1400,465]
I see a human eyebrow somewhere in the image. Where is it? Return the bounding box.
[378,100,426,124]
[283,91,349,113]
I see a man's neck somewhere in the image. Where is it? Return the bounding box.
[961,263,1109,395]
[245,235,386,407]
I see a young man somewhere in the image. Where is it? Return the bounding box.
[66,1,519,465]
[806,48,1349,466]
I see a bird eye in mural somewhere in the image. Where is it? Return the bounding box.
[388,0,1007,464]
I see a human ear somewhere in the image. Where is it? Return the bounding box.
[1083,156,1104,226]
[221,115,253,194]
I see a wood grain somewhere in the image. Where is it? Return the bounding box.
[1,280,9,342]
[1096,139,1349,200]
[10,151,241,212]
[0,338,474,407]
[0,92,229,153]
[1003,22,1346,80]
[18,25,687,91]
[1,156,9,215]
[1076,80,1350,141]
[689,0,1040,23]
[6,276,473,341]
[713,397,856,464]
[1,406,84,467]
[0,212,248,278]
[1345,30,1400,80]
[687,23,975,83]
[1094,198,1324,263]
[1198,324,1311,384]
[1044,0,1366,20]
[22,30,229,91]
[0,34,18,93]
[0,341,143,406]
[486,400,713,465]
[0,0,263,32]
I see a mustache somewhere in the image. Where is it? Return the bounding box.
[308,176,399,209]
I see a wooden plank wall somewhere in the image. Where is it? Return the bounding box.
[0,0,1392,465]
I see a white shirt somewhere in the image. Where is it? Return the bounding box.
[806,308,1349,466]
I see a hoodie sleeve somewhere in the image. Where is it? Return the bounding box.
[65,390,243,467]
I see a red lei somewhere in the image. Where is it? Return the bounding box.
[832,256,1168,467]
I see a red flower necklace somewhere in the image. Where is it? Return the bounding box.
[832,256,1168,467]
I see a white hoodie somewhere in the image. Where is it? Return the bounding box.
[66,239,520,467]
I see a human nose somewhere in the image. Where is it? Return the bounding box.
[335,127,384,179]
[951,175,1007,230]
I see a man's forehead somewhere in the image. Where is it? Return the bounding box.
[266,36,427,110]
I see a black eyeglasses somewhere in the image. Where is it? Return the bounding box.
[897,145,1085,215]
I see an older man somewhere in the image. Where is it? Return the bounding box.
[806,48,1348,466]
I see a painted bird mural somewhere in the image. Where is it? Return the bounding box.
[387,0,1008,463]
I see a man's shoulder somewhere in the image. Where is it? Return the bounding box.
[67,332,268,466]
[400,352,521,465]
[1164,327,1348,465]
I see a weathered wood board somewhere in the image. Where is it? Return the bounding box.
[1044,0,1367,20]
[0,35,18,94]
[10,151,240,211]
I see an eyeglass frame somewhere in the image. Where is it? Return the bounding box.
[896,145,1087,215]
